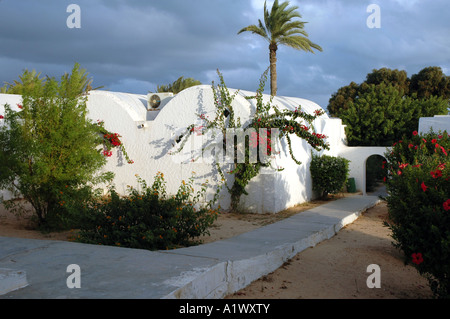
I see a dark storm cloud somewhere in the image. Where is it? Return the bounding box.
[0,0,449,108]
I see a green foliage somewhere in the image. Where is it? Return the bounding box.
[0,64,114,230]
[238,0,322,95]
[75,172,220,250]
[328,66,449,146]
[310,154,350,199]
[384,130,450,298]
[156,76,201,94]
[410,66,450,100]
[338,83,447,146]
[1,69,45,94]
[365,68,410,94]
[173,69,330,212]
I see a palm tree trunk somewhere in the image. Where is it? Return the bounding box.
[269,43,278,96]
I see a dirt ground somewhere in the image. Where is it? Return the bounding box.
[0,196,433,299]
[225,202,433,299]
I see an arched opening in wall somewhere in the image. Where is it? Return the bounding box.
[365,154,386,195]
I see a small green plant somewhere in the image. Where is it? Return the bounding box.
[310,153,350,199]
[384,130,450,298]
[75,172,221,250]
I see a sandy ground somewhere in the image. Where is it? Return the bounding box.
[225,202,432,299]
[0,196,433,299]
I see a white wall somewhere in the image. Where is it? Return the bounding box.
[1,87,380,213]
[338,146,388,195]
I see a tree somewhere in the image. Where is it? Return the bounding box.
[327,66,449,146]
[1,67,100,95]
[1,70,44,94]
[328,66,449,118]
[238,0,322,96]
[156,76,201,94]
[338,83,447,146]
[365,67,410,95]
[0,64,113,229]
[410,66,450,100]
[327,81,360,118]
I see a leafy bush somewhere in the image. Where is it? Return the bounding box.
[0,64,115,230]
[310,154,350,199]
[384,130,450,298]
[75,172,221,250]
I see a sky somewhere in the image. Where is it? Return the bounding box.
[0,0,449,109]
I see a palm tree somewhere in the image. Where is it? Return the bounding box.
[238,0,323,96]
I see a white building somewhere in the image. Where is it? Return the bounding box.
[5,86,441,213]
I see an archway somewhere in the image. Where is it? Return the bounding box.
[364,154,387,196]
[338,146,389,195]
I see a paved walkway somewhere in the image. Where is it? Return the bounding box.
[0,194,381,299]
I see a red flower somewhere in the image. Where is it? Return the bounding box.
[412,131,418,136]
[0,115,4,119]
[431,169,443,178]
[443,199,450,211]
[432,139,437,144]
[421,181,428,192]
[103,150,113,157]
[411,253,423,265]
[17,104,23,109]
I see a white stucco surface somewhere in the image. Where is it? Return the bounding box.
[0,88,392,213]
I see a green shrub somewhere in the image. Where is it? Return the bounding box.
[310,154,350,199]
[384,130,450,298]
[0,64,115,230]
[75,172,221,250]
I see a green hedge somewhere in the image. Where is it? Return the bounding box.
[310,154,350,199]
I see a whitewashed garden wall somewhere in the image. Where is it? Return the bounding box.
[1,86,420,213]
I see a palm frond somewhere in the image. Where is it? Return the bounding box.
[238,23,269,41]
[278,35,323,52]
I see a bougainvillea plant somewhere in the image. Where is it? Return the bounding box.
[172,69,330,212]
[95,119,134,164]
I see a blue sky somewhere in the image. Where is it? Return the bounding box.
[0,0,449,109]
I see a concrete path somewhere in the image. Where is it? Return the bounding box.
[0,194,381,299]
